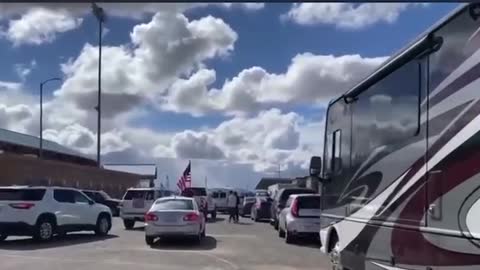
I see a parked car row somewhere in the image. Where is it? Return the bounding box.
[0,185,208,247]
[263,187,321,245]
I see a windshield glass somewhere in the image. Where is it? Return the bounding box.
[182,188,206,196]
[298,196,321,209]
[154,199,194,210]
[0,189,46,201]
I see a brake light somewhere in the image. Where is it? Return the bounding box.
[291,198,299,217]
[9,203,35,209]
[183,212,199,221]
[144,212,158,221]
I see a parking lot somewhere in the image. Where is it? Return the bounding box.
[0,215,330,270]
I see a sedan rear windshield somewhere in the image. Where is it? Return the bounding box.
[155,199,194,210]
[0,188,46,201]
[280,189,315,202]
[298,196,320,209]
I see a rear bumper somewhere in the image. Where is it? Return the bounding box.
[286,219,320,234]
[255,207,271,219]
[121,212,145,221]
[145,223,200,237]
[0,222,35,236]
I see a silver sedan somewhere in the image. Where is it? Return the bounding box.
[144,196,206,246]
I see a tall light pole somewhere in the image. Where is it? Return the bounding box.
[92,3,106,167]
[39,77,62,159]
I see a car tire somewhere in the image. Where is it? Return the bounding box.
[95,214,111,236]
[123,219,135,230]
[34,217,55,242]
[145,235,155,246]
[0,234,7,241]
[278,226,285,238]
[285,227,295,244]
[329,236,343,270]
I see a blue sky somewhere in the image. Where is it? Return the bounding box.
[0,3,460,188]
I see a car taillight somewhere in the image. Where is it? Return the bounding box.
[183,212,199,221]
[144,212,158,221]
[291,198,299,217]
[9,203,35,209]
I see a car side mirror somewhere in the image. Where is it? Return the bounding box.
[309,156,322,177]
[88,200,95,205]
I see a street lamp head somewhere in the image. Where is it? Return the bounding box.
[41,77,62,85]
[92,3,106,22]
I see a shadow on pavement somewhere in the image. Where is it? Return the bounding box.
[234,221,253,226]
[207,216,225,223]
[0,233,118,251]
[150,236,217,251]
[129,226,146,231]
[289,238,322,249]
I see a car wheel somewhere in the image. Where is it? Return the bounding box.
[285,227,295,244]
[34,217,55,242]
[274,219,279,230]
[330,237,343,270]
[278,226,285,238]
[0,234,7,241]
[95,214,111,236]
[145,235,155,246]
[123,219,135,230]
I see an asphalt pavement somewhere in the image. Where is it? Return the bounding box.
[0,214,331,270]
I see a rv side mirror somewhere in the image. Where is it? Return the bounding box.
[309,156,322,177]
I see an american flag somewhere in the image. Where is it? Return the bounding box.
[177,161,191,191]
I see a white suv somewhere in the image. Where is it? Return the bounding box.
[120,188,173,229]
[0,186,112,242]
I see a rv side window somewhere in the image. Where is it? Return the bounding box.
[332,129,342,174]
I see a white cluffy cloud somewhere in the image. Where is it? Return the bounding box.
[283,3,428,29]
[161,53,387,116]
[152,108,324,174]
[54,11,237,125]
[4,8,83,46]
[0,3,262,46]
[15,60,37,81]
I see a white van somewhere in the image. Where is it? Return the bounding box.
[210,188,229,212]
[119,188,173,229]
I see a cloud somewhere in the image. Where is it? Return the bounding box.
[15,60,36,81]
[54,12,237,123]
[0,3,264,21]
[150,108,322,174]
[160,53,387,116]
[171,130,226,160]
[4,8,83,46]
[283,3,428,29]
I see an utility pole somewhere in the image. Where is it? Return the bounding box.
[166,175,170,190]
[39,77,61,159]
[278,164,281,178]
[92,3,106,167]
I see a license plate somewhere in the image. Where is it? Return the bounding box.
[163,216,177,222]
